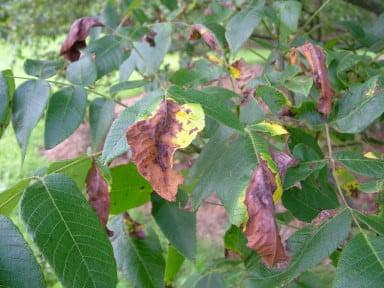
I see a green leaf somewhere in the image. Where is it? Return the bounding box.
[245,209,351,287]
[256,85,290,113]
[224,225,254,258]
[46,155,93,190]
[101,90,162,164]
[151,194,196,259]
[168,86,243,131]
[23,59,63,79]
[89,98,115,151]
[0,178,31,215]
[284,76,313,96]
[110,80,147,95]
[110,164,152,214]
[12,79,51,158]
[170,68,206,87]
[20,174,117,287]
[283,172,339,222]
[225,1,265,53]
[164,245,185,286]
[335,76,384,133]
[44,86,87,149]
[189,127,256,224]
[66,55,97,86]
[335,233,384,288]
[195,273,225,288]
[334,151,384,178]
[110,215,165,288]
[355,211,384,235]
[86,35,127,78]
[0,216,45,288]
[273,1,302,32]
[284,160,326,188]
[0,69,14,138]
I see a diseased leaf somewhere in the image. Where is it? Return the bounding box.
[189,24,220,51]
[60,17,104,62]
[0,70,14,138]
[0,216,45,288]
[127,100,204,201]
[297,43,334,115]
[86,160,110,229]
[335,76,384,133]
[12,79,51,158]
[244,160,288,267]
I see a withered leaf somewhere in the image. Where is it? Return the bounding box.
[60,17,104,62]
[297,43,334,116]
[244,160,288,267]
[127,99,204,201]
[86,160,111,234]
[189,24,220,51]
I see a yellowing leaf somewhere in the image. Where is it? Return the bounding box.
[173,103,205,148]
[127,100,205,201]
[229,66,241,79]
[335,167,360,196]
[248,121,288,136]
[364,152,379,159]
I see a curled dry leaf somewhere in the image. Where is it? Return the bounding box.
[189,24,220,51]
[297,42,334,116]
[127,99,205,201]
[244,160,288,267]
[60,17,104,62]
[86,160,112,235]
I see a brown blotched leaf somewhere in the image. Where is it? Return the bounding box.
[86,160,111,235]
[244,160,288,267]
[271,151,299,183]
[297,43,334,116]
[127,100,204,201]
[189,24,220,51]
[60,17,104,62]
[123,212,146,239]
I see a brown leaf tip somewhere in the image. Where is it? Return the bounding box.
[127,100,185,202]
[189,24,220,51]
[297,42,334,116]
[244,161,288,267]
[60,17,104,62]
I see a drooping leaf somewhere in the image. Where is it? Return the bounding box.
[44,86,87,149]
[152,194,196,259]
[189,127,257,224]
[127,100,205,201]
[225,1,265,53]
[12,79,51,158]
[89,98,115,151]
[23,59,64,79]
[86,160,110,229]
[60,17,104,62]
[335,76,384,133]
[0,216,45,288]
[164,245,185,286]
[20,174,117,287]
[0,178,31,215]
[245,209,352,287]
[244,160,288,267]
[355,211,384,235]
[0,69,14,138]
[86,35,127,78]
[168,86,243,131]
[334,150,384,178]
[101,90,162,164]
[335,233,384,288]
[66,54,97,86]
[189,24,220,51]
[110,215,165,288]
[297,42,334,115]
[109,163,152,214]
[46,155,93,190]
